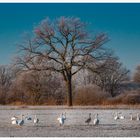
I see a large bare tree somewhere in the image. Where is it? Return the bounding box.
[16,17,109,106]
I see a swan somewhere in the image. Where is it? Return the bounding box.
[85,113,91,125]
[120,115,125,119]
[93,114,99,125]
[11,116,18,125]
[11,116,18,121]
[34,115,39,124]
[17,114,24,126]
[57,113,66,126]
[114,112,119,120]
[119,112,125,119]
[130,113,133,121]
[11,119,17,125]
[136,113,140,121]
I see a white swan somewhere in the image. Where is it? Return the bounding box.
[17,114,24,126]
[34,115,39,124]
[11,116,18,125]
[119,112,125,119]
[93,114,99,125]
[114,112,119,120]
[11,116,18,121]
[136,113,140,121]
[130,113,133,121]
[57,113,66,126]
[11,120,17,125]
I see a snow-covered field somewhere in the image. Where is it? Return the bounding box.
[0,106,140,137]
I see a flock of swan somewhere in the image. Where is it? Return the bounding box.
[11,114,39,126]
[113,112,140,121]
[85,112,140,125]
[11,112,140,126]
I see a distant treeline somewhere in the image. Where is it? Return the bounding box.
[0,63,139,105]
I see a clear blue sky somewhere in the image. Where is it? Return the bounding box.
[0,3,140,75]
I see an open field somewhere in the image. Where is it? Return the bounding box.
[0,105,140,137]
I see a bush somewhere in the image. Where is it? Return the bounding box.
[122,90,140,104]
[102,90,140,105]
[102,95,123,105]
[73,84,110,105]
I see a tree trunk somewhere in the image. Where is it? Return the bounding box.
[110,87,115,97]
[66,75,73,106]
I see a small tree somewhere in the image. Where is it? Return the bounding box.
[89,56,130,97]
[16,17,108,106]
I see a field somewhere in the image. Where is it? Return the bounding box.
[0,106,140,137]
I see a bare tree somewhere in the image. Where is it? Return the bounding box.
[89,56,130,97]
[134,65,140,83]
[8,70,66,105]
[16,17,109,106]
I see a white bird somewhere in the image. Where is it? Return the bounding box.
[119,112,125,120]
[93,114,99,125]
[57,113,66,126]
[17,114,24,126]
[136,113,140,121]
[120,115,125,119]
[34,115,39,124]
[11,119,17,125]
[11,116,18,125]
[11,115,18,121]
[85,113,91,125]
[114,112,119,120]
[130,113,133,121]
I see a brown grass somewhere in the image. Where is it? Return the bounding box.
[73,85,140,106]
[9,101,26,106]
[73,85,110,105]
[101,90,140,105]
[6,87,140,106]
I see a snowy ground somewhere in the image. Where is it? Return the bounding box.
[0,106,140,137]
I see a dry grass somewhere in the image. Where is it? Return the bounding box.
[73,85,110,105]
[9,101,26,106]
[5,87,140,106]
[101,90,140,105]
[73,85,140,106]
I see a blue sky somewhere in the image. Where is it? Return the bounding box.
[0,3,140,75]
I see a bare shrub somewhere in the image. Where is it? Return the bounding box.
[102,90,140,105]
[7,70,67,105]
[102,94,124,105]
[73,85,110,105]
[122,90,140,104]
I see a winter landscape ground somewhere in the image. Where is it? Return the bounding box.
[0,106,140,137]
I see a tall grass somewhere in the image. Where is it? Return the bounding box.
[73,85,110,105]
[73,85,140,105]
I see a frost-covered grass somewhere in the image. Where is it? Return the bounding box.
[0,106,140,137]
